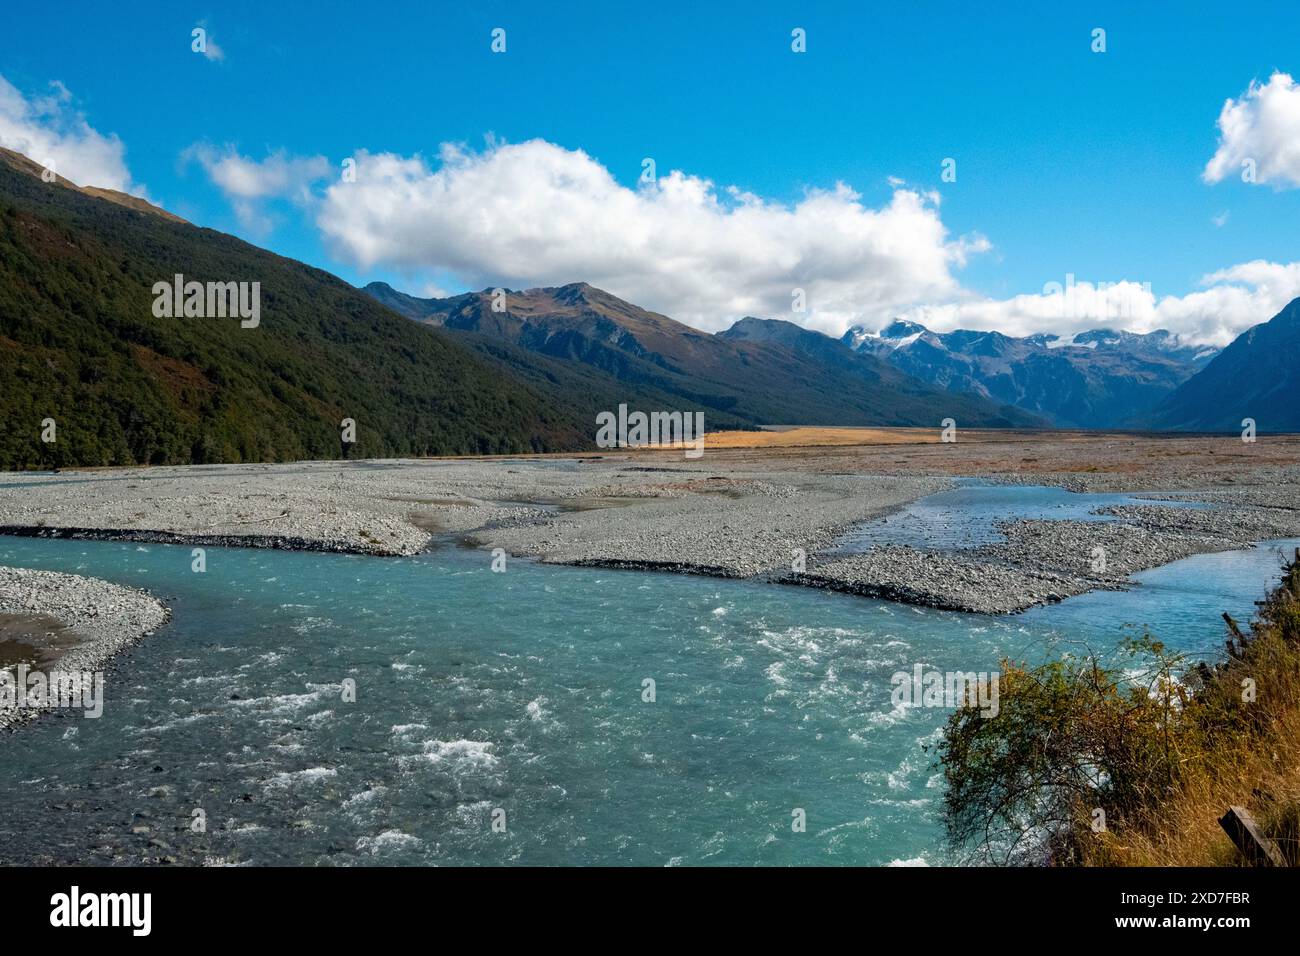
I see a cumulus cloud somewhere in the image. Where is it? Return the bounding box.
[189,135,1293,347]
[1155,260,1300,342]
[0,74,138,193]
[893,262,1300,346]
[185,144,330,233]
[316,139,985,333]
[1204,71,1300,188]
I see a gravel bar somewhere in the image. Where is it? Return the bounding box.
[1,447,1296,617]
[0,567,170,732]
[795,498,1300,614]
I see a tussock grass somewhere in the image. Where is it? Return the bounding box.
[938,549,1300,866]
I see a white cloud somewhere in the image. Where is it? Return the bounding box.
[185,144,328,200]
[893,262,1300,346]
[185,144,330,232]
[196,135,1295,348]
[1211,210,1229,227]
[316,139,985,334]
[0,74,138,193]
[1156,260,1300,342]
[1204,72,1300,188]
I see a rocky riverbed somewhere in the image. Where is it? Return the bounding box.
[0,567,169,732]
[791,546,1092,614]
[0,434,1297,617]
[793,496,1300,613]
[0,458,952,573]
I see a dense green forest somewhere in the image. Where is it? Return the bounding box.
[0,158,590,469]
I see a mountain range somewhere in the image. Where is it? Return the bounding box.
[1,140,1294,471]
[840,319,1219,428]
[364,282,1041,429]
[370,280,1289,435]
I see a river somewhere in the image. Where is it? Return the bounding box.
[0,505,1294,865]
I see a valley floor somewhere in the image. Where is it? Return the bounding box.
[1,429,1298,618]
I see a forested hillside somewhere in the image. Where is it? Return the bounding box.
[0,149,589,468]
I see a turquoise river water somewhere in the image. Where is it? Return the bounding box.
[0,503,1295,866]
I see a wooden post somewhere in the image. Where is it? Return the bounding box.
[1219,806,1286,866]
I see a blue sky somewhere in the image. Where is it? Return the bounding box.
[2,1,1298,343]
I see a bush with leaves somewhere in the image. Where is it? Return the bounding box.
[937,549,1300,866]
